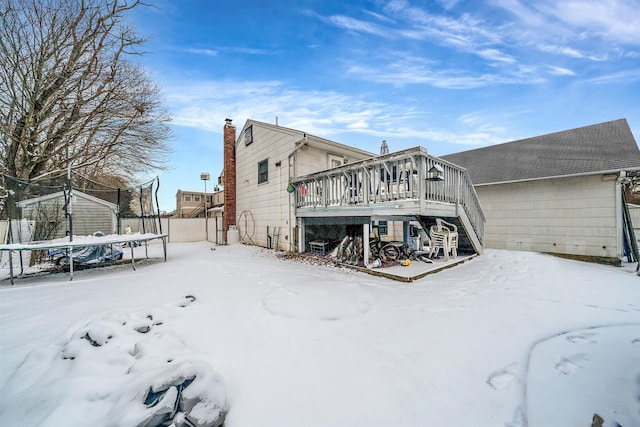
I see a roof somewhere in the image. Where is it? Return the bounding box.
[441,119,640,185]
[16,190,117,209]
[240,119,375,159]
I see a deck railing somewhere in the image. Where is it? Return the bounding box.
[291,147,485,243]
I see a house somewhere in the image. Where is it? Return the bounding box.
[441,118,640,265]
[16,190,119,239]
[175,189,218,218]
[222,118,376,251]
[222,119,486,259]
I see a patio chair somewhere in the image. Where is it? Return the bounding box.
[436,218,459,258]
[429,225,450,261]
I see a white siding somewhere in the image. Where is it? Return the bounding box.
[20,194,117,238]
[234,122,374,251]
[477,174,618,258]
[235,124,299,250]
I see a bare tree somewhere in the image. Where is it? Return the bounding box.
[0,0,171,183]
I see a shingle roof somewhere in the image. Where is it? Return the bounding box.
[441,119,640,185]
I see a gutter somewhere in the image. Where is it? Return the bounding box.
[473,166,640,187]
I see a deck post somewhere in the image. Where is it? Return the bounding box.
[363,222,370,268]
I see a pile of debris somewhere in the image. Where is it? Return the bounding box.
[276,251,338,267]
[332,235,364,266]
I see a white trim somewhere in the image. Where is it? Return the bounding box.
[474,166,640,187]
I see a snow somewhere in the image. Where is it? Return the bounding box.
[0,232,165,250]
[0,242,639,427]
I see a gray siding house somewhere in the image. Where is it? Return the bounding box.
[442,119,640,265]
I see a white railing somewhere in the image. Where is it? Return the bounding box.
[292,147,485,243]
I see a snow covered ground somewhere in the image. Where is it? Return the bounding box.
[0,242,639,427]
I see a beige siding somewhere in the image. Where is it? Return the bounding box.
[295,146,364,175]
[235,124,299,250]
[20,194,117,238]
[235,122,374,251]
[477,174,617,258]
[71,197,117,236]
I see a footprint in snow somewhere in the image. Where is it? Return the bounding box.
[566,333,597,344]
[177,295,196,308]
[487,364,518,390]
[555,353,590,375]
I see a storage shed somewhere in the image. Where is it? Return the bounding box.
[16,190,118,239]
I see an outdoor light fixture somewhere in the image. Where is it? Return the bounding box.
[427,164,445,181]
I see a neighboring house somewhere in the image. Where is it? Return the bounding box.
[442,118,640,265]
[175,189,217,218]
[16,190,118,239]
[222,119,485,256]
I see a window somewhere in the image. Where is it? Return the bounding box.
[328,154,343,168]
[258,159,268,184]
[185,194,192,202]
[244,125,253,146]
[378,221,388,235]
[194,195,201,202]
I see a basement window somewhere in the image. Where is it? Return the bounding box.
[258,159,268,184]
[378,221,388,235]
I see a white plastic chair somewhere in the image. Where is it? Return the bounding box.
[429,225,450,261]
[436,218,458,258]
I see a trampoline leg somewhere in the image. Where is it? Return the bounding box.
[130,245,136,271]
[69,247,74,281]
[9,250,14,286]
[163,237,167,262]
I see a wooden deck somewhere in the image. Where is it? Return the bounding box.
[291,146,485,254]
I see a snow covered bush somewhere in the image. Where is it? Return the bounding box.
[0,295,228,427]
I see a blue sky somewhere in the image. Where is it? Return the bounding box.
[129,0,640,212]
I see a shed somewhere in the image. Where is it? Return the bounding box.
[16,190,118,239]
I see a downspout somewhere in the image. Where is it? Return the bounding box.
[287,138,308,252]
[616,171,626,259]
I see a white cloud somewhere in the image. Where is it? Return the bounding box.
[156,78,511,151]
[325,15,390,37]
[477,48,517,63]
[548,65,576,76]
[229,47,278,55]
[538,0,640,45]
[537,44,585,59]
[186,48,218,57]
[579,68,640,84]
[493,0,640,61]
[346,56,543,89]
[185,46,277,57]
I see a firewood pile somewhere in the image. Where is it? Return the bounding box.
[332,235,363,265]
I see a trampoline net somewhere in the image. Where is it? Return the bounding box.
[0,173,163,246]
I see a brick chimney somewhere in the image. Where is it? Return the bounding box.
[223,118,236,240]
